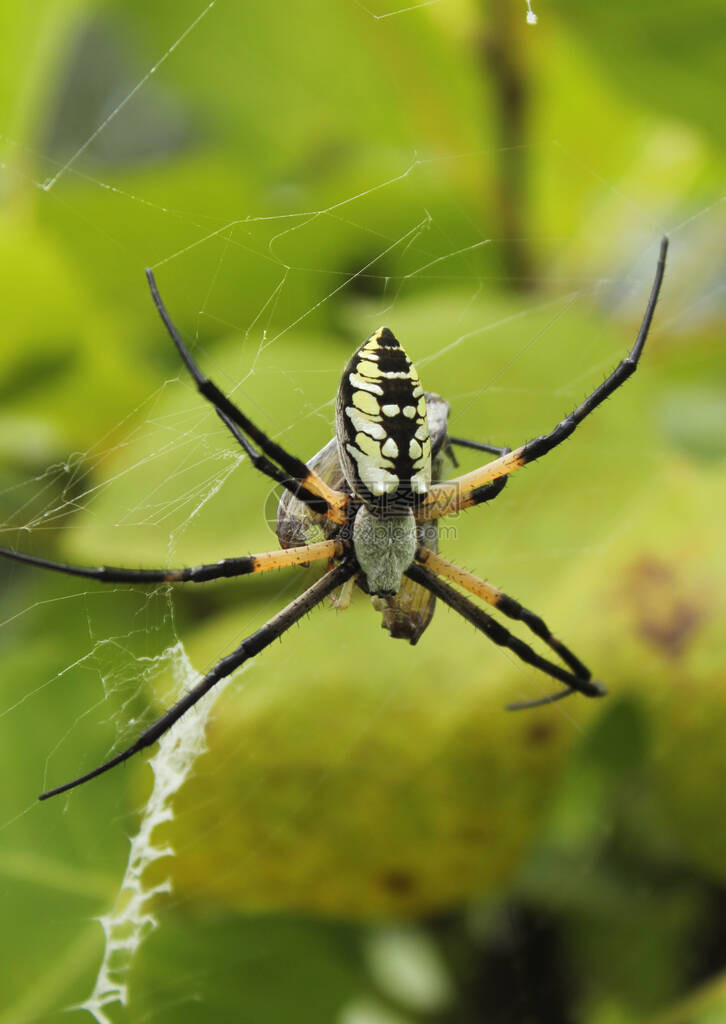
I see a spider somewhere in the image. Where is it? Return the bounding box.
[0,238,668,801]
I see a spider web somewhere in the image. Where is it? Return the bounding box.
[0,2,724,1022]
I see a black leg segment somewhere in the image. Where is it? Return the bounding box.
[493,589,592,681]
[449,438,512,506]
[449,437,510,457]
[146,269,335,517]
[0,545,262,584]
[405,562,605,703]
[39,559,357,800]
[516,236,668,467]
[0,540,341,586]
[216,410,331,515]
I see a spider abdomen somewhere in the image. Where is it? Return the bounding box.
[336,327,431,508]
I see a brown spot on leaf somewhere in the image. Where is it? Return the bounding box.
[624,557,709,660]
[525,719,558,745]
[380,869,416,896]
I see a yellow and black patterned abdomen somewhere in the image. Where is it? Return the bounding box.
[335,327,431,508]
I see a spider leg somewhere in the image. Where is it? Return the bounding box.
[215,410,334,516]
[415,547,591,679]
[505,687,578,711]
[419,237,668,520]
[449,437,509,457]
[39,559,357,800]
[447,438,512,505]
[146,269,348,523]
[0,539,342,585]
[405,562,605,703]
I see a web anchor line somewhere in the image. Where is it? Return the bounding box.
[41,0,218,192]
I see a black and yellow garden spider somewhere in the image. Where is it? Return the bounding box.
[0,237,668,801]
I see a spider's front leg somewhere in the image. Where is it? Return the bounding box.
[418,237,668,521]
[146,270,349,524]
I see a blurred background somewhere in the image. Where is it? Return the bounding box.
[1,1,725,1021]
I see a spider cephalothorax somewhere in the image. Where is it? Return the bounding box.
[0,238,668,800]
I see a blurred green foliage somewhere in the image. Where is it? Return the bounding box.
[0,1,725,1022]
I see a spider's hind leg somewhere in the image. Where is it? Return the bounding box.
[408,556,605,705]
[416,547,593,681]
